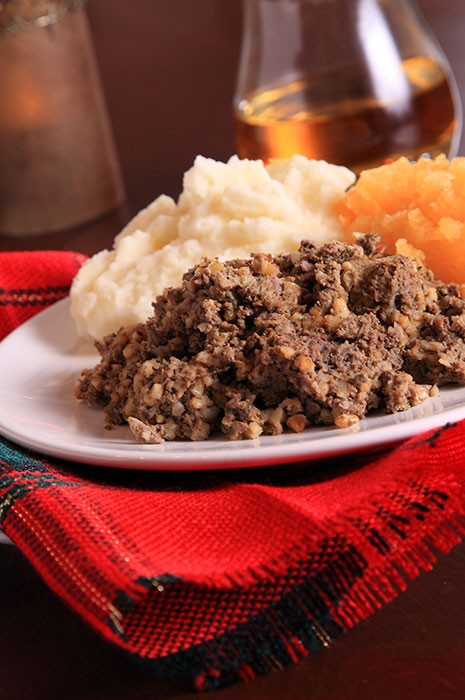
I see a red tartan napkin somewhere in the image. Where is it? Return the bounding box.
[1,251,465,690]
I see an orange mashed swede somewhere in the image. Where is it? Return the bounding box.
[337,154,465,286]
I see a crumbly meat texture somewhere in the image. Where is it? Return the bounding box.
[75,238,465,443]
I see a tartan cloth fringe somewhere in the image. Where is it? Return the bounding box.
[1,251,465,690]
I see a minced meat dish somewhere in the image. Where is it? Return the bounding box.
[75,237,465,443]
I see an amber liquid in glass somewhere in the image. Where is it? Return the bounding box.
[234,56,458,171]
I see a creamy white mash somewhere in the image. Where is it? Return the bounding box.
[70,154,355,339]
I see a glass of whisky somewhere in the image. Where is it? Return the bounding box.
[233,0,462,171]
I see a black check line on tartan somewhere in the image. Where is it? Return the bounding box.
[0,285,71,307]
[0,440,85,522]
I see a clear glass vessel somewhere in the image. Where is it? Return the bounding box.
[234,0,462,171]
[0,1,124,236]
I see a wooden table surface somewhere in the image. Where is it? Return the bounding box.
[1,2,465,698]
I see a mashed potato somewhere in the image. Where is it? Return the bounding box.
[71,154,355,339]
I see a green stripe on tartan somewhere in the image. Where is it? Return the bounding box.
[121,576,345,689]
[0,439,77,521]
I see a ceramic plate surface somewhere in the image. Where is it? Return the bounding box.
[1,298,465,470]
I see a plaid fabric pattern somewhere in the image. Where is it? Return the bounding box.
[1,251,465,690]
[0,250,86,338]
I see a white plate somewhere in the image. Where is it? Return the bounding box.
[0,298,465,470]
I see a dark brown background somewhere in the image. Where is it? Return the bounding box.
[1,1,465,699]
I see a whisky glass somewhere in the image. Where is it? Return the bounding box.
[234,0,462,171]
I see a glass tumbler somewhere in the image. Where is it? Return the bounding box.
[0,0,124,236]
[234,0,462,171]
